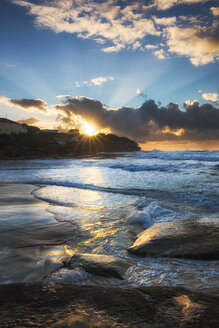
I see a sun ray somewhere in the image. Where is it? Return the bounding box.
[81,121,98,136]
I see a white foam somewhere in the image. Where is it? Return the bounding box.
[135,150,219,162]
[126,258,219,294]
[46,267,90,284]
[103,163,179,172]
[127,201,183,228]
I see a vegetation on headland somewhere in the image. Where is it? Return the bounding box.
[0,125,140,159]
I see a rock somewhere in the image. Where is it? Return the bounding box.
[128,218,219,260]
[0,132,140,160]
[67,253,130,280]
[0,283,218,327]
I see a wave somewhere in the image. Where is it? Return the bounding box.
[0,176,158,197]
[134,150,219,162]
[95,162,213,172]
[100,163,179,172]
[127,201,190,228]
[0,175,218,212]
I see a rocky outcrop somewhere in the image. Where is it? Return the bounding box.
[0,131,140,159]
[0,283,218,327]
[66,253,130,280]
[128,218,219,260]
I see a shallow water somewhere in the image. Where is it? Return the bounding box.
[0,150,218,293]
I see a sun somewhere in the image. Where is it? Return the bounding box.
[82,122,98,136]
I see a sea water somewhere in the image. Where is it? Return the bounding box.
[0,150,218,293]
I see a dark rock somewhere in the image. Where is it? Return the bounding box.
[0,131,140,160]
[68,253,130,280]
[0,283,218,327]
[128,218,219,260]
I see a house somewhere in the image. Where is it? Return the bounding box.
[0,118,27,135]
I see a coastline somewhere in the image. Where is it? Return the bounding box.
[0,180,218,327]
[0,132,140,160]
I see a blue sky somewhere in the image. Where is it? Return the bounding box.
[0,0,219,149]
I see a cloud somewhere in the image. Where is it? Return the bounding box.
[136,89,142,95]
[91,76,114,86]
[102,44,125,53]
[56,95,71,98]
[56,96,219,142]
[202,93,219,103]
[12,0,219,66]
[198,90,219,103]
[75,76,114,87]
[75,81,89,88]
[210,7,219,16]
[13,0,159,52]
[133,41,142,50]
[166,26,219,65]
[17,116,40,125]
[136,89,147,99]
[154,49,165,59]
[184,99,199,107]
[153,0,209,11]
[145,44,158,49]
[0,96,47,112]
[153,16,177,26]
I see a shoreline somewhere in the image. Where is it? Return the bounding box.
[0,183,219,292]
[0,183,219,326]
[0,184,76,284]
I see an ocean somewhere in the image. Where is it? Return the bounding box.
[0,150,218,293]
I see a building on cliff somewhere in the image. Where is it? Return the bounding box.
[0,118,27,135]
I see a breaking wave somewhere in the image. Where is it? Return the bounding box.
[127,201,192,228]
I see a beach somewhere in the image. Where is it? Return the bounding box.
[0,151,218,326]
[0,184,77,284]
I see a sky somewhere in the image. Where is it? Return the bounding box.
[0,0,219,150]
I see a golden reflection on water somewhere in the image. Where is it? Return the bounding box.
[75,188,104,212]
[63,245,75,257]
[81,166,103,186]
[83,225,119,245]
[78,167,105,211]
[39,245,73,260]
[77,166,122,247]
[36,168,126,256]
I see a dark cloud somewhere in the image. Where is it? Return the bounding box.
[17,117,40,125]
[10,98,47,112]
[56,97,219,142]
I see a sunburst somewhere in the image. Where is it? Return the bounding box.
[82,122,98,136]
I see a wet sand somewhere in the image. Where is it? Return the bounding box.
[0,184,76,283]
